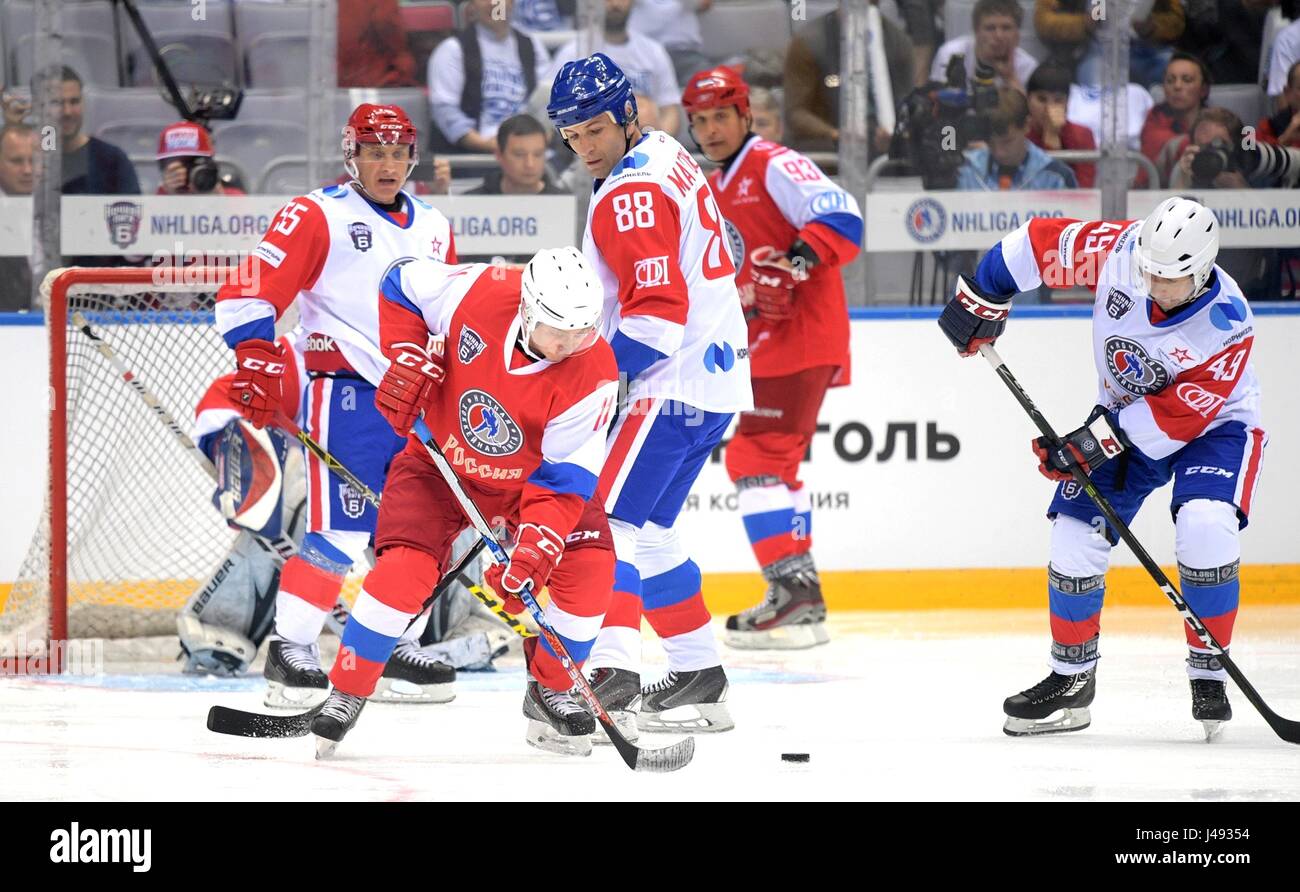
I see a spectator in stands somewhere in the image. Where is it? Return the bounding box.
[428,0,549,153]
[0,124,36,310]
[629,0,713,87]
[1260,60,1300,148]
[1025,63,1095,187]
[156,122,245,196]
[338,0,417,87]
[34,65,138,195]
[897,0,944,88]
[1036,0,1184,89]
[785,7,913,153]
[1267,18,1300,102]
[749,87,783,143]
[1180,0,1273,87]
[515,0,575,34]
[547,0,682,137]
[956,88,1079,190]
[467,115,564,195]
[1139,52,1210,184]
[931,0,1038,94]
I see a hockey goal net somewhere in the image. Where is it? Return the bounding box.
[2,267,258,672]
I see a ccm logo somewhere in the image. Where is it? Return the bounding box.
[240,358,285,373]
[634,256,670,288]
[1184,465,1234,478]
[565,529,602,544]
[1176,383,1226,418]
[958,294,1009,321]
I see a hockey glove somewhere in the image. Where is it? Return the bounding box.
[376,340,445,436]
[938,275,1012,357]
[1033,410,1127,481]
[484,523,564,614]
[747,246,808,322]
[229,338,287,428]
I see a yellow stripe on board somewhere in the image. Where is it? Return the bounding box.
[2,565,1296,621]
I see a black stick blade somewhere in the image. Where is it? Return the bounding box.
[207,704,321,738]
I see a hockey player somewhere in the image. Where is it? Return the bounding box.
[681,67,862,650]
[546,54,752,735]
[310,248,620,758]
[939,197,1265,740]
[216,104,458,707]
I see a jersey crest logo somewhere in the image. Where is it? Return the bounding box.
[1105,337,1170,396]
[458,325,486,364]
[634,256,671,289]
[1104,287,1134,320]
[459,389,524,456]
[348,222,373,252]
[338,482,366,519]
[104,200,143,249]
[724,218,745,272]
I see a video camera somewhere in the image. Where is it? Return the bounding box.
[890,54,1000,189]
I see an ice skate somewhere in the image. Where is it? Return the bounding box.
[373,640,456,703]
[1191,678,1232,741]
[1003,669,1095,736]
[262,635,329,709]
[310,689,367,759]
[523,681,595,756]
[587,666,640,744]
[638,665,734,733]
[724,568,829,650]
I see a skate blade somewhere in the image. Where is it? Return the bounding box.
[725,622,829,650]
[638,701,734,734]
[592,710,640,745]
[314,735,341,760]
[264,682,329,710]
[1201,720,1226,742]
[1003,707,1091,737]
[372,678,456,704]
[525,719,593,756]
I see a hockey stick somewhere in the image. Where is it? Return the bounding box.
[978,343,1300,745]
[272,411,532,639]
[206,536,485,737]
[412,417,694,772]
[72,312,350,634]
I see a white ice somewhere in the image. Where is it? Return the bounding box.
[3,608,1299,801]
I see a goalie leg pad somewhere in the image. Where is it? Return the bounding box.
[177,529,282,675]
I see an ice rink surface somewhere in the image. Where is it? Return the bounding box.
[3,607,1298,802]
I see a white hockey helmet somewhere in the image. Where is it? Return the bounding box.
[520,247,603,356]
[1133,197,1219,300]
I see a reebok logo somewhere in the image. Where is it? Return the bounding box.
[50,823,151,872]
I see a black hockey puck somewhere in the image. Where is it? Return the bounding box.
[781,753,810,763]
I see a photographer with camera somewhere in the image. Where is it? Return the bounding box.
[156,121,242,196]
[956,88,1078,191]
[1167,107,1250,190]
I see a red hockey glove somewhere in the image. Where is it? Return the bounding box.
[1032,411,1126,481]
[484,523,565,614]
[938,274,1013,357]
[376,340,445,436]
[228,339,287,428]
[746,246,807,322]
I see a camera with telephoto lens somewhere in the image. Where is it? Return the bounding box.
[1190,137,1240,188]
[891,55,1000,189]
[182,156,219,193]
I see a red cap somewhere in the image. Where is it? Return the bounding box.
[681,66,750,117]
[156,121,214,160]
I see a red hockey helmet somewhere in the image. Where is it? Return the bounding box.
[156,121,215,160]
[681,66,751,118]
[342,103,418,182]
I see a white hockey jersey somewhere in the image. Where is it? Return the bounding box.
[977,217,1261,460]
[216,182,456,386]
[583,129,752,413]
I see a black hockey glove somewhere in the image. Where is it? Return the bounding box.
[938,275,1012,357]
[1032,409,1127,482]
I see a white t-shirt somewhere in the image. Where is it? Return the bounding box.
[428,24,551,143]
[548,32,681,109]
[929,35,1038,89]
[1068,82,1155,152]
[629,0,703,52]
[1267,19,1300,97]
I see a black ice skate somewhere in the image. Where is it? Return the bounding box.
[725,559,828,650]
[587,667,640,745]
[373,640,456,704]
[1191,678,1232,741]
[523,681,595,756]
[1003,669,1095,736]
[638,665,734,733]
[262,635,329,709]
[310,689,367,759]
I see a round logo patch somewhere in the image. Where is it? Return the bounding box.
[905,198,946,244]
[458,389,524,456]
[1105,337,1170,396]
[724,217,745,275]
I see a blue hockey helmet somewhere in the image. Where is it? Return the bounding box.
[546,52,639,131]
